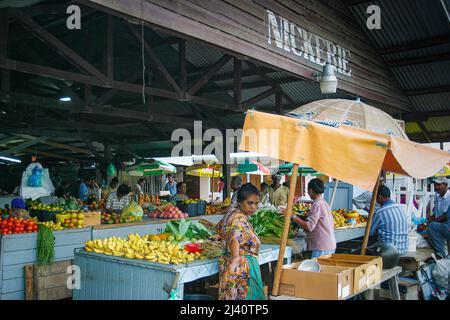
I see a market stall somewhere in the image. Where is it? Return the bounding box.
[239,99,450,297]
[73,244,292,300]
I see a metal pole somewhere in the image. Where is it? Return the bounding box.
[272,163,299,296]
[329,179,340,209]
[361,173,382,255]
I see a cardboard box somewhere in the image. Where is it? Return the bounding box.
[279,263,354,300]
[317,254,383,291]
[83,211,101,226]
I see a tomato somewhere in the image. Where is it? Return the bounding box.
[8,231,12,234]
[1,220,6,226]
[26,226,32,232]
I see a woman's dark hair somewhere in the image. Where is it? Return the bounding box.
[138,178,145,184]
[110,177,119,188]
[237,183,260,203]
[176,181,186,193]
[308,178,325,194]
[260,182,269,189]
[117,184,131,198]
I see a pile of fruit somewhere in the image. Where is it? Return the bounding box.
[84,233,200,264]
[38,221,64,231]
[332,210,347,228]
[28,201,64,212]
[148,204,188,219]
[98,199,106,210]
[180,198,201,204]
[55,212,85,229]
[332,209,367,229]
[293,202,311,212]
[0,217,38,234]
[205,204,222,215]
[138,194,161,206]
[0,208,13,218]
[223,197,231,207]
[101,212,142,224]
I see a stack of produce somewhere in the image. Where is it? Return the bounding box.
[84,233,200,264]
[27,201,64,212]
[138,194,161,206]
[37,224,55,265]
[164,218,214,242]
[293,202,311,212]
[98,199,106,210]
[101,212,142,224]
[0,208,13,218]
[0,217,38,234]
[249,209,296,238]
[53,197,82,211]
[180,198,201,204]
[332,209,367,229]
[148,203,188,219]
[205,204,222,215]
[38,221,64,231]
[55,212,85,229]
[332,210,347,228]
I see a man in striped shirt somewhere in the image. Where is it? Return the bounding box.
[370,185,408,254]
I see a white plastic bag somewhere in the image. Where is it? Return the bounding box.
[431,254,449,290]
[416,232,431,249]
[20,163,55,200]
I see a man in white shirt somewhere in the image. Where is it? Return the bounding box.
[431,176,450,220]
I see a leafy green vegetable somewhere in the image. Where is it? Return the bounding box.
[164,219,214,241]
[249,209,296,238]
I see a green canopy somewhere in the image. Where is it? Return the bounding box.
[127,160,176,177]
[236,160,271,175]
[278,163,324,177]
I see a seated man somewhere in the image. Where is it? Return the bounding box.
[370,185,408,255]
[428,205,450,259]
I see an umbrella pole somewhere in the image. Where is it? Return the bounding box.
[361,174,381,255]
[330,179,340,208]
[272,163,299,296]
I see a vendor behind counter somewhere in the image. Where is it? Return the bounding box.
[106,184,131,212]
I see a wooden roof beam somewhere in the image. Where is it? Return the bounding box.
[386,53,450,68]
[378,34,450,55]
[405,85,450,96]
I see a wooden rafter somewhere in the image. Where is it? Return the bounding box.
[188,55,232,96]
[0,135,50,156]
[11,10,109,85]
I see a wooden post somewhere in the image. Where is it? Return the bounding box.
[361,175,382,255]
[272,163,299,296]
[329,179,340,209]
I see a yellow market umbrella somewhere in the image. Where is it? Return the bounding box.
[240,105,449,296]
[186,163,222,178]
[434,165,450,177]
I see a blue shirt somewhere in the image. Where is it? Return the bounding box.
[79,183,89,201]
[433,189,450,218]
[370,200,408,254]
[165,182,177,196]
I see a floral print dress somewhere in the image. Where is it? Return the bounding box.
[216,207,261,300]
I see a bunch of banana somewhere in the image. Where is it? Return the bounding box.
[223,197,231,207]
[38,221,64,231]
[332,211,347,229]
[84,235,199,264]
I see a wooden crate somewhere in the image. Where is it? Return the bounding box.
[0,228,91,300]
[25,260,73,300]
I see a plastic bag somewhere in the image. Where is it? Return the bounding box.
[431,254,449,290]
[121,202,143,218]
[416,232,431,249]
[27,166,43,187]
[107,163,116,177]
[20,163,55,200]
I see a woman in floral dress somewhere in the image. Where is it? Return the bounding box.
[216,183,265,300]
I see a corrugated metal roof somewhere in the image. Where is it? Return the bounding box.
[349,0,450,49]
[410,93,450,112]
[391,61,450,90]
[423,116,450,132]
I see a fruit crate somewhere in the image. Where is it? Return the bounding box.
[197,201,206,216]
